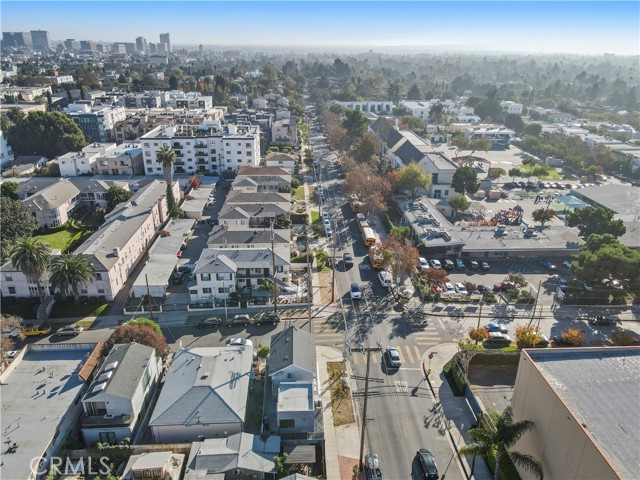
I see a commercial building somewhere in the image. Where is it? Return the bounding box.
[0,344,94,480]
[149,346,252,443]
[30,30,50,50]
[511,347,640,480]
[64,104,127,143]
[1,31,32,49]
[81,343,161,444]
[159,32,171,52]
[141,122,260,176]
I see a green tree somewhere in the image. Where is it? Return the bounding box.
[168,75,179,90]
[572,234,640,292]
[5,111,87,158]
[504,114,525,133]
[406,84,421,100]
[451,165,480,195]
[450,133,469,157]
[532,207,555,227]
[342,109,368,139]
[458,407,544,480]
[102,323,168,357]
[508,167,523,179]
[429,103,445,125]
[126,318,161,335]
[10,237,51,314]
[448,194,470,218]
[506,273,528,288]
[49,254,95,302]
[351,132,377,166]
[469,138,492,156]
[566,206,626,239]
[400,115,425,132]
[0,197,38,263]
[398,163,432,199]
[105,186,133,211]
[523,123,542,137]
[262,63,278,83]
[156,145,178,216]
[531,165,549,180]
[0,181,19,200]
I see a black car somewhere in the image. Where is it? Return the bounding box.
[255,312,281,325]
[477,285,492,293]
[197,317,223,328]
[589,315,617,326]
[172,272,184,284]
[343,253,354,267]
[416,449,439,479]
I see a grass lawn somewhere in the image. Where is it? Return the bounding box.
[518,164,562,180]
[34,228,78,250]
[327,361,355,426]
[49,301,110,318]
[293,185,305,201]
[311,210,320,222]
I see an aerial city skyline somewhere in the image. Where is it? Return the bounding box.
[2,1,639,55]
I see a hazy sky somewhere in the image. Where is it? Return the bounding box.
[2,1,639,55]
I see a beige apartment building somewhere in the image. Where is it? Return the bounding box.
[511,347,639,480]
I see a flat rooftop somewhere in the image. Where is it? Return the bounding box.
[0,345,94,480]
[526,347,640,479]
[572,184,640,217]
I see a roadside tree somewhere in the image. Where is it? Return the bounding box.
[1,197,38,263]
[49,254,95,302]
[11,237,51,315]
[468,326,488,345]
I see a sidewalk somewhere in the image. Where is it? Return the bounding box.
[422,343,493,480]
[317,345,361,480]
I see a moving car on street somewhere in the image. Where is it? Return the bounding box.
[416,449,439,479]
[350,283,362,300]
[385,346,402,368]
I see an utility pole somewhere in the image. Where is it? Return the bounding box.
[351,346,382,473]
[145,274,154,321]
[529,280,542,326]
[270,219,278,313]
[305,225,312,330]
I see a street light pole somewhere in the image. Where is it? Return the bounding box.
[270,219,278,313]
[330,227,337,303]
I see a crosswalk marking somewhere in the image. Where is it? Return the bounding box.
[414,346,422,361]
[404,345,415,364]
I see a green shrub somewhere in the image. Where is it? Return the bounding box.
[484,294,498,303]
[315,249,329,268]
[126,318,161,335]
[257,345,270,358]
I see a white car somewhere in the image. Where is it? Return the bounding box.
[324,224,333,236]
[418,257,429,271]
[455,283,468,295]
[562,261,572,269]
[429,259,442,269]
[385,346,402,368]
[322,212,330,221]
[226,338,253,347]
[1,328,20,339]
[378,271,392,288]
[350,283,362,300]
[444,282,455,292]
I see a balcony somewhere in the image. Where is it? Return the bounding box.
[195,143,207,148]
[82,413,133,427]
[237,273,269,279]
[174,151,184,157]
[174,160,184,166]
[172,143,183,149]
[196,160,207,165]
[195,150,207,157]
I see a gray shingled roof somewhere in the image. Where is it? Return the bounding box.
[218,203,289,219]
[149,347,252,428]
[226,190,290,205]
[394,140,425,166]
[194,248,288,274]
[207,226,290,247]
[194,249,237,274]
[83,343,155,401]
[269,327,316,375]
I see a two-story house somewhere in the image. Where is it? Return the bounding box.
[81,343,161,444]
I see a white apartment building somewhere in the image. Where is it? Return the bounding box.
[456,112,481,124]
[141,122,260,176]
[334,100,394,115]
[57,143,116,176]
[0,129,14,168]
[58,142,143,176]
[501,101,523,115]
[272,117,298,146]
[64,104,127,143]
[166,91,213,110]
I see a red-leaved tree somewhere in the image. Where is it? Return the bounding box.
[102,323,168,357]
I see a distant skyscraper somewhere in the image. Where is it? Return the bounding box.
[2,32,32,49]
[30,30,50,50]
[149,43,157,54]
[159,32,171,52]
[135,36,148,53]
[80,40,97,52]
[199,44,203,52]
[64,38,81,51]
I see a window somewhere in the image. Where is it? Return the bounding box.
[95,273,102,280]
[141,367,150,391]
[147,168,153,173]
[201,273,211,281]
[190,289,198,295]
[433,190,442,199]
[218,286,230,294]
[246,143,251,147]
[279,419,295,429]
[444,190,449,196]
[97,287,105,294]
[5,274,12,282]
[202,288,212,294]
[216,273,232,281]
[237,151,242,154]
[8,287,16,294]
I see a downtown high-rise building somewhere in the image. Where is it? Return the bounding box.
[30,30,50,50]
[135,36,148,53]
[159,32,171,52]
[2,31,32,49]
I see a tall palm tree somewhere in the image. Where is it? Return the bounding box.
[458,406,544,480]
[157,144,176,186]
[49,254,95,302]
[10,237,51,311]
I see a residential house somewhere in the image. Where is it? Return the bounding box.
[268,327,318,435]
[207,225,290,254]
[264,152,297,172]
[217,204,289,230]
[122,452,185,480]
[501,101,523,115]
[272,117,298,146]
[81,343,161,444]
[449,124,515,148]
[184,434,279,480]
[57,142,143,177]
[166,91,213,110]
[232,168,291,193]
[189,248,290,302]
[141,122,260,176]
[149,347,252,443]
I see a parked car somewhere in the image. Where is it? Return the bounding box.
[350,283,362,300]
[385,346,402,368]
[343,253,354,267]
[1,328,21,339]
[485,322,508,334]
[477,285,492,293]
[364,453,383,480]
[534,335,550,348]
[429,259,442,269]
[483,332,512,347]
[197,317,223,328]
[228,314,251,326]
[551,335,571,346]
[558,279,568,292]
[179,263,195,275]
[416,449,439,480]
[418,257,430,271]
[22,323,51,336]
[562,261,572,269]
[454,283,468,296]
[539,261,557,270]
[443,259,455,270]
[226,338,253,347]
[481,262,490,271]
[172,271,184,284]
[324,224,333,236]
[589,315,617,326]
[378,271,392,288]
[444,283,455,292]
[493,281,513,292]
[255,312,281,325]
[582,282,594,293]
[469,260,480,270]
[55,326,83,337]
[455,259,465,270]
[322,211,330,221]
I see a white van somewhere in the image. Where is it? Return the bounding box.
[378,271,392,288]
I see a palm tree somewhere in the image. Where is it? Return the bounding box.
[49,254,95,302]
[157,144,176,186]
[11,237,51,313]
[458,406,544,480]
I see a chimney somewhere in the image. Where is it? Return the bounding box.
[113,248,120,257]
